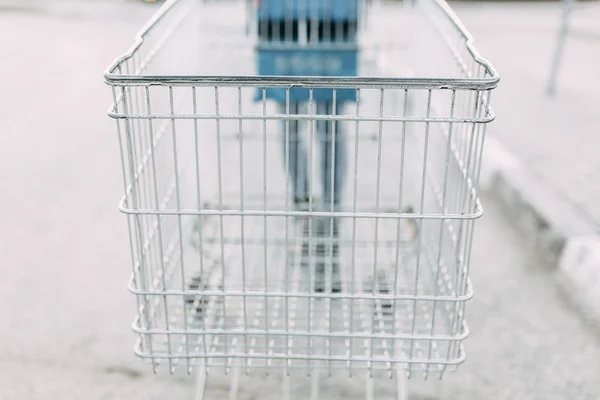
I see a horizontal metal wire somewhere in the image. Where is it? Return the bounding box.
[118,203,484,220]
[133,348,467,366]
[131,323,470,342]
[127,286,474,302]
[108,111,495,124]
[107,76,498,90]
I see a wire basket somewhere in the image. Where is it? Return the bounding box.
[105,0,498,380]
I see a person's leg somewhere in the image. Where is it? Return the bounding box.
[320,101,346,211]
[315,101,346,293]
[280,102,309,206]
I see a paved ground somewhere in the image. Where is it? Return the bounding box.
[451,1,600,228]
[1,1,600,399]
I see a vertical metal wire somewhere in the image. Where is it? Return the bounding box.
[328,94,338,214]
[310,306,322,400]
[114,85,151,369]
[191,86,209,363]
[349,88,361,375]
[210,267,228,374]
[425,89,456,377]
[190,221,218,364]
[408,89,433,372]
[236,86,249,372]
[340,259,352,375]
[214,86,228,371]
[137,86,156,336]
[130,71,149,254]
[138,85,167,372]
[448,90,491,368]
[122,83,158,371]
[474,91,493,192]
[307,87,315,376]
[471,74,489,199]
[287,216,305,372]
[454,89,481,261]
[169,86,189,374]
[457,89,474,214]
[369,88,385,377]
[446,88,481,365]
[228,223,263,375]
[267,241,287,370]
[134,60,149,219]
[447,91,460,217]
[390,89,409,369]
[261,88,271,375]
[373,274,392,378]
[358,276,374,380]
[460,90,480,204]
[141,88,159,312]
[123,59,143,225]
[246,253,264,369]
[283,88,291,376]
[464,82,483,216]
[324,295,332,378]
[327,91,338,369]
[456,88,487,360]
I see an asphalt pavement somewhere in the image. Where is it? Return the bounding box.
[1,1,599,399]
[452,1,600,228]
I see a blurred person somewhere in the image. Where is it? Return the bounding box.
[256,1,360,293]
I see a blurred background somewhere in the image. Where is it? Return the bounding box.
[1,0,599,399]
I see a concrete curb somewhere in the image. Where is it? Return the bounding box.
[481,135,600,326]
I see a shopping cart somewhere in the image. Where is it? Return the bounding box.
[104,0,498,398]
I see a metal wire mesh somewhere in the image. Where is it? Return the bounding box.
[105,0,498,378]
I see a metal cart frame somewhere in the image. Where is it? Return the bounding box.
[104,0,499,398]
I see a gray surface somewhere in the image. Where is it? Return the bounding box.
[1,1,600,399]
[409,196,600,400]
[451,1,600,229]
